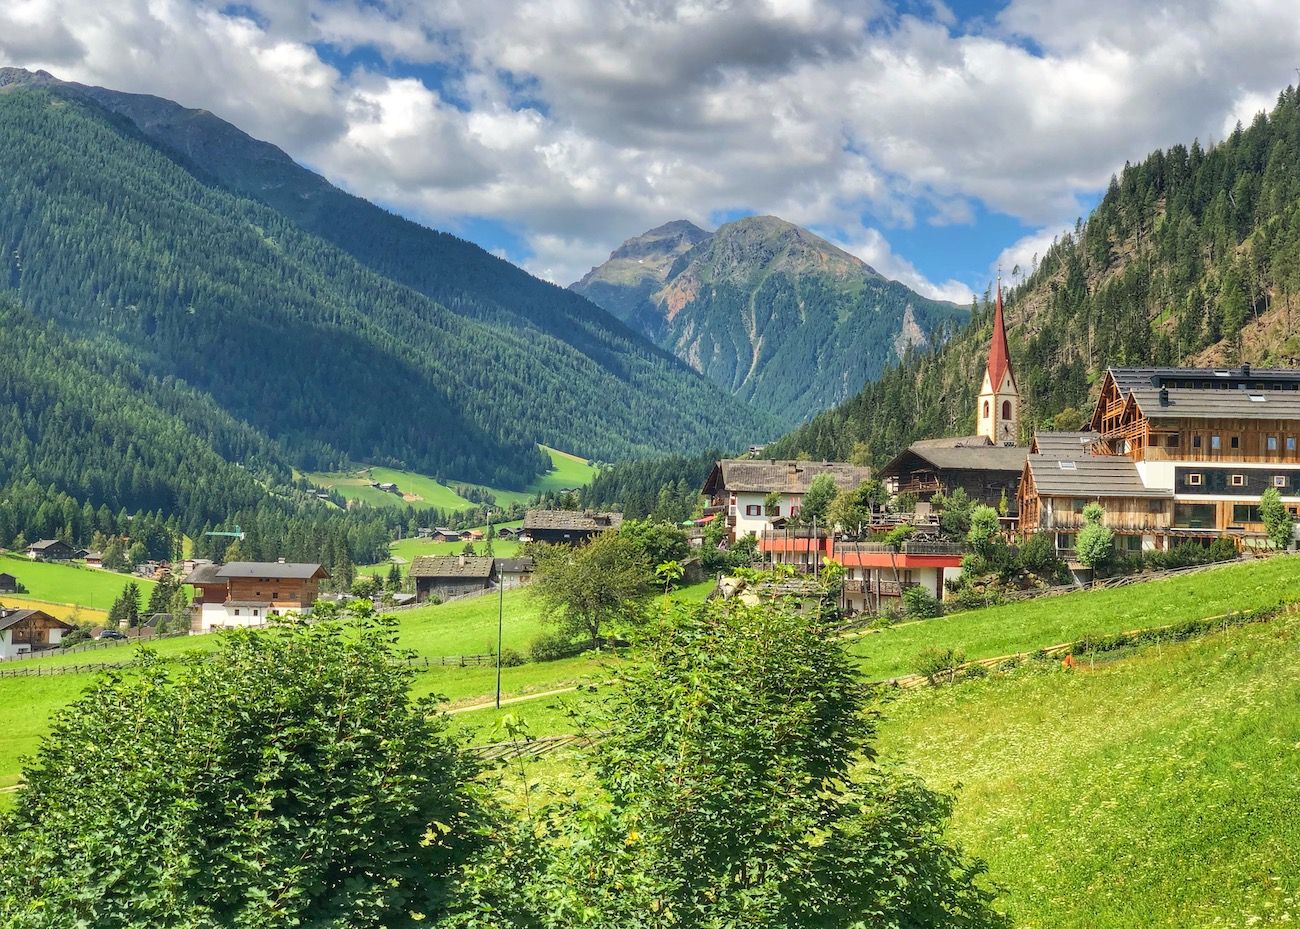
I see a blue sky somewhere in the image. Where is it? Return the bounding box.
[4,0,1296,302]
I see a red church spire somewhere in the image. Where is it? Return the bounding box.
[987,277,1013,391]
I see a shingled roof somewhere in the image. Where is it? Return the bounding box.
[1106,366,1300,421]
[408,555,495,579]
[1026,454,1171,498]
[523,510,623,532]
[703,459,873,495]
[217,562,330,580]
[1031,431,1101,457]
[881,442,1027,476]
[0,608,71,632]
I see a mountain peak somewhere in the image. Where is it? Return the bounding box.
[701,214,880,284]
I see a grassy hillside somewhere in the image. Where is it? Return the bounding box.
[848,557,1300,680]
[309,447,598,514]
[877,617,1300,927]
[0,554,156,612]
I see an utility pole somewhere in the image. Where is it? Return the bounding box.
[491,509,504,710]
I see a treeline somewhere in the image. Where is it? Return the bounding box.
[579,450,720,521]
[770,83,1300,465]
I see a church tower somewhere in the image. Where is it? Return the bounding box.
[976,279,1019,444]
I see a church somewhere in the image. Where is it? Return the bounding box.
[879,281,1029,514]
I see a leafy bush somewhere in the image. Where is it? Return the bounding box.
[902,584,943,619]
[498,647,526,667]
[0,613,483,926]
[915,646,967,684]
[528,630,585,663]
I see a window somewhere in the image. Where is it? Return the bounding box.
[1268,436,1279,452]
[1230,474,1246,487]
[1167,433,1180,448]
[789,506,801,518]
[1210,435,1221,451]
[766,505,780,517]
[983,400,990,418]
[253,609,259,617]
[1187,473,1203,486]
[1230,435,1240,450]
[234,609,241,616]
[272,591,279,599]
[1174,502,1216,529]
[1193,435,1203,449]
[745,504,762,516]
[1002,400,1012,419]
[1275,475,1289,488]
[1232,504,1262,523]
[1288,437,1297,452]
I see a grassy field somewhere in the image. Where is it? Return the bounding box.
[308,446,598,513]
[0,595,107,624]
[876,616,1300,928]
[0,553,157,612]
[376,531,524,571]
[847,557,1300,680]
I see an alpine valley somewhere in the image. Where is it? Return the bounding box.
[572,216,967,425]
[0,68,777,523]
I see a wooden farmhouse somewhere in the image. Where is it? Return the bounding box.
[26,539,75,561]
[183,560,330,633]
[523,509,623,544]
[0,608,73,659]
[1019,365,1300,554]
[701,460,873,541]
[409,555,494,603]
[493,556,535,591]
[0,573,16,593]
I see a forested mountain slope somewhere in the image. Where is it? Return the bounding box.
[0,69,774,488]
[768,85,1300,465]
[573,215,966,424]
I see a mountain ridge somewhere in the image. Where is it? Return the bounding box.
[572,214,964,425]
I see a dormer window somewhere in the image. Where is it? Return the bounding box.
[1188,473,1203,487]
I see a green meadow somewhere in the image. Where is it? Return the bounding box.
[308,445,598,514]
[877,616,1300,928]
[0,553,157,613]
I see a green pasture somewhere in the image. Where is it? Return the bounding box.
[847,556,1300,680]
[877,615,1300,928]
[308,446,598,514]
[0,553,157,612]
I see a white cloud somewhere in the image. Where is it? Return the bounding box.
[831,224,976,304]
[993,226,1070,285]
[2,0,1300,288]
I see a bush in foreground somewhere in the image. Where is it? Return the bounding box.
[0,615,484,929]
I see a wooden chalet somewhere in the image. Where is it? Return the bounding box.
[0,608,73,659]
[523,509,623,544]
[700,459,873,540]
[879,436,1027,513]
[183,560,330,632]
[409,555,495,603]
[26,539,75,561]
[0,573,16,593]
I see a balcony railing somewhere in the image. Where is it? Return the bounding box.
[834,541,966,556]
[842,578,919,597]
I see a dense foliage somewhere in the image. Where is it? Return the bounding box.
[769,85,1300,464]
[510,598,1005,928]
[0,614,484,928]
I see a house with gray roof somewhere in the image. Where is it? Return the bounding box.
[409,555,495,603]
[879,436,1027,516]
[701,459,874,539]
[522,509,623,544]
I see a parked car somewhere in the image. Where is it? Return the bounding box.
[98,630,127,641]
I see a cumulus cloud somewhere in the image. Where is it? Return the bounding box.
[2,0,1299,288]
[831,224,976,304]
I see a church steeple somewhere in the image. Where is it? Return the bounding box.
[977,278,1019,444]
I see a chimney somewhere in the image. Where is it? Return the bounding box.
[458,554,467,567]
[1159,387,1169,406]
[277,557,286,564]
[1241,362,1251,377]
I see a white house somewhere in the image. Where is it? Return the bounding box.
[701,459,875,540]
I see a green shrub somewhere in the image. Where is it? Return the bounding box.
[914,646,967,684]
[902,584,943,619]
[963,662,990,680]
[498,647,526,667]
[528,630,585,663]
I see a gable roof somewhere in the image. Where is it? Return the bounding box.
[1026,454,1171,498]
[493,557,535,574]
[215,562,330,580]
[523,509,624,532]
[1030,431,1101,457]
[408,555,495,579]
[882,442,1027,477]
[1101,366,1300,423]
[986,279,1014,391]
[27,539,71,551]
[183,563,225,585]
[0,608,73,632]
[702,459,873,495]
